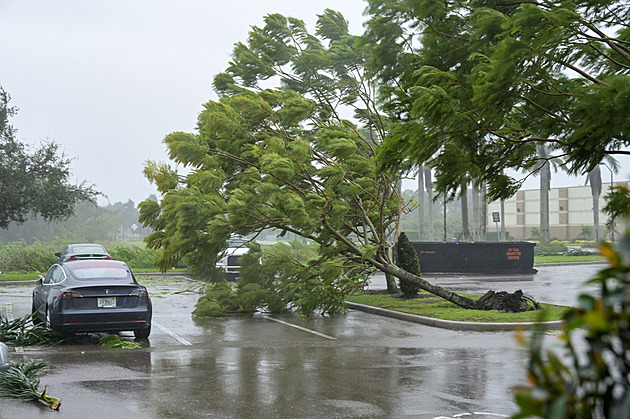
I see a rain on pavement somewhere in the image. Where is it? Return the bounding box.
[0,263,603,418]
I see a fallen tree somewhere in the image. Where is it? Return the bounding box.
[139,11,534,314]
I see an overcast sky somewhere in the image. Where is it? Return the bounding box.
[0,0,366,205]
[1,1,628,207]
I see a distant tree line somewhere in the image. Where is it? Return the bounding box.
[0,198,155,245]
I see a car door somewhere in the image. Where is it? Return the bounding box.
[40,265,65,308]
[33,265,57,318]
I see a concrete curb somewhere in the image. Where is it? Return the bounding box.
[346,302,565,332]
[0,280,36,286]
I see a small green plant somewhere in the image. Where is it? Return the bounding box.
[0,313,65,346]
[513,229,630,417]
[98,334,142,349]
[396,232,421,296]
[0,361,61,410]
[530,227,541,239]
[577,224,593,240]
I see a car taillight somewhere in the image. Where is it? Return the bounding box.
[60,291,84,299]
[104,256,112,259]
[129,288,148,298]
[68,256,78,261]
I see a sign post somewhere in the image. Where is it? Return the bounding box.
[492,212,501,242]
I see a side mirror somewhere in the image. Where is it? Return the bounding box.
[37,275,44,285]
[0,342,10,370]
[55,252,61,257]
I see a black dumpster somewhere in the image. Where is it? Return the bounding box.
[407,241,537,274]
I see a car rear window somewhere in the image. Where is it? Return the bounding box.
[67,261,130,279]
[69,245,107,254]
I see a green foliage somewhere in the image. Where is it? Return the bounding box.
[193,282,250,317]
[365,0,630,210]
[193,242,367,316]
[534,243,569,257]
[396,232,421,296]
[98,334,141,349]
[0,240,58,273]
[513,229,630,418]
[604,186,630,231]
[0,361,61,409]
[0,86,98,229]
[0,198,154,246]
[109,245,158,269]
[0,240,158,272]
[0,313,65,346]
[578,225,594,240]
[139,10,424,314]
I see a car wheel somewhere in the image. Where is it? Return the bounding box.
[31,302,43,325]
[134,325,151,339]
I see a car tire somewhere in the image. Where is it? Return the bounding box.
[134,325,151,339]
[31,302,43,325]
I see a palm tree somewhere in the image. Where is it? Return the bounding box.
[587,157,619,242]
[530,144,567,246]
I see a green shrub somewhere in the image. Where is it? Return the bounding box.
[0,240,158,272]
[109,245,158,269]
[396,232,421,296]
[0,240,58,273]
[534,243,569,256]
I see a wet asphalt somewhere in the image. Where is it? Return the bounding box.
[0,263,605,419]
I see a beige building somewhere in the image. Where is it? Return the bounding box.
[487,182,630,241]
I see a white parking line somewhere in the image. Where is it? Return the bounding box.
[265,317,337,340]
[153,321,192,346]
[3,303,24,353]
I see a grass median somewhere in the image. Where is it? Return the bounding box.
[346,291,569,323]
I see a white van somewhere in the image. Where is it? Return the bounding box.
[216,236,249,281]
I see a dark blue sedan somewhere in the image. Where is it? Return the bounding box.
[32,259,152,339]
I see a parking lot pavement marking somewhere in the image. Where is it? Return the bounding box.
[3,303,24,353]
[152,321,193,346]
[265,317,337,340]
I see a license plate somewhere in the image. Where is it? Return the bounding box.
[98,297,116,308]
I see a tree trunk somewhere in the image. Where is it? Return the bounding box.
[589,166,602,242]
[500,199,506,241]
[460,181,472,241]
[385,272,398,293]
[481,181,487,238]
[425,167,433,240]
[538,144,550,246]
[472,183,480,238]
[417,165,424,240]
[383,263,477,309]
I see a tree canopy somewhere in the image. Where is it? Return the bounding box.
[366,0,630,202]
[0,87,98,229]
[139,10,479,312]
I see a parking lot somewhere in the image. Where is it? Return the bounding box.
[1,264,604,418]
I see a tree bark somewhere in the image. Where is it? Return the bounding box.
[589,166,602,242]
[472,183,480,238]
[417,165,424,240]
[538,144,550,246]
[425,167,433,240]
[460,181,472,241]
[383,263,477,309]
